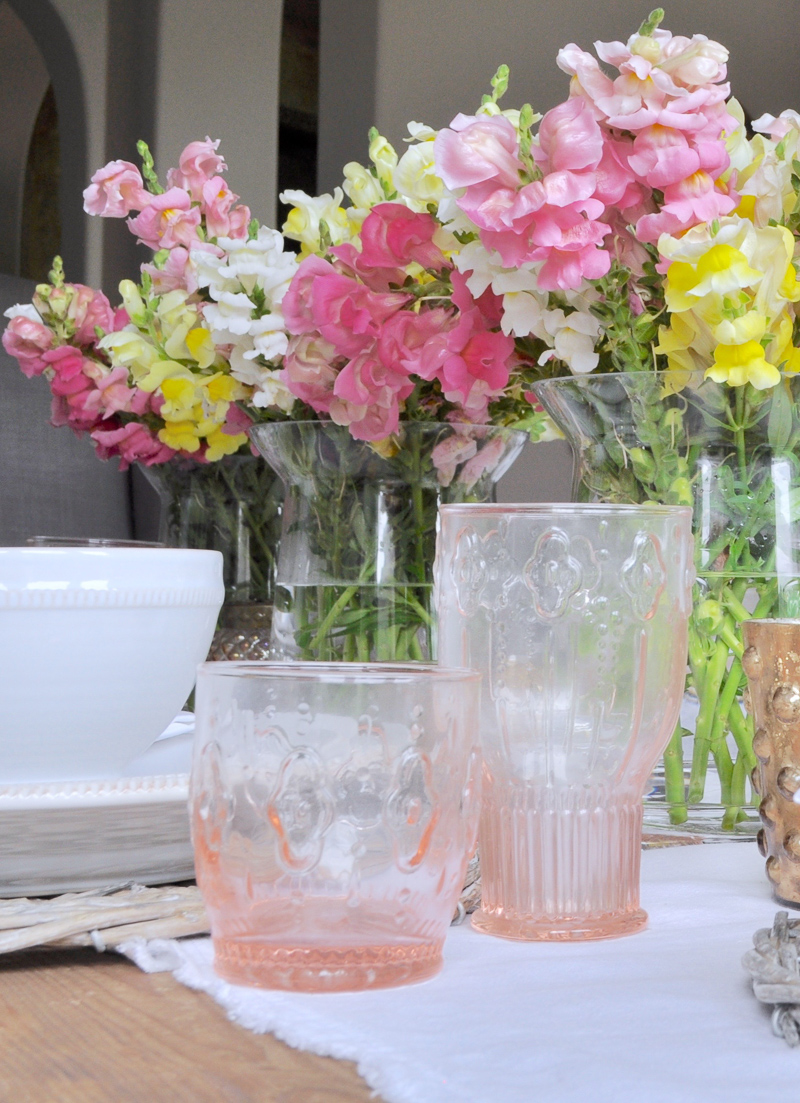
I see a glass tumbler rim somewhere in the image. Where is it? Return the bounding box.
[196,660,481,684]
[438,502,692,519]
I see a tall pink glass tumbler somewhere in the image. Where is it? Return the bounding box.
[191,662,482,991]
[435,504,693,941]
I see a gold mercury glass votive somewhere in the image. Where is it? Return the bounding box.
[742,619,800,904]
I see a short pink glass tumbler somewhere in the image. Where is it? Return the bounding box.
[435,504,693,942]
[191,662,481,991]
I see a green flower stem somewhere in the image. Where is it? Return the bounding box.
[727,702,757,774]
[710,739,734,807]
[753,578,779,618]
[717,614,744,659]
[723,590,752,624]
[722,754,749,830]
[664,721,688,824]
[687,639,730,804]
[306,584,359,658]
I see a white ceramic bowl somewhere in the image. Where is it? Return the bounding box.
[0,547,224,783]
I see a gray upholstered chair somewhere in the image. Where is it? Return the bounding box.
[0,273,134,545]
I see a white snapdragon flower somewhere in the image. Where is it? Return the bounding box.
[4,302,42,322]
[454,241,552,338]
[202,290,255,337]
[537,309,601,374]
[192,229,298,403]
[436,194,483,238]
[228,348,295,411]
[194,227,297,302]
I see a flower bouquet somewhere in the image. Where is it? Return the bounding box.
[1,139,298,641]
[391,6,799,831]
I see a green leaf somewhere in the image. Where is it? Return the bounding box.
[768,378,793,452]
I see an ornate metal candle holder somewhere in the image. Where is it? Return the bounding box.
[742,620,800,904]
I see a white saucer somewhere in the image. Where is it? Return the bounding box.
[0,715,195,897]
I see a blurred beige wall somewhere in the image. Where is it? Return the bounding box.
[155,0,284,229]
[371,0,800,144]
[51,0,108,286]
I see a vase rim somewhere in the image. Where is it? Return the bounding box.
[248,419,526,436]
[197,660,481,684]
[439,502,692,518]
[532,369,796,386]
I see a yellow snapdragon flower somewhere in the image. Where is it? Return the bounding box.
[281,188,351,255]
[705,341,781,389]
[689,245,763,299]
[99,329,160,372]
[205,428,249,462]
[158,419,202,453]
[159,375,200,419]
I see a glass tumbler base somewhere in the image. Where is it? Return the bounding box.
[212,937,443,992]
[471,907,648,942]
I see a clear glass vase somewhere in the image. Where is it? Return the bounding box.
[249,421,526,662]
[140,454,283,660]
[533,370,800,837]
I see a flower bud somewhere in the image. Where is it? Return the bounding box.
[119,280,146,325]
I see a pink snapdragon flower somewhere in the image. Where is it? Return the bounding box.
[752,110,800,141]
[91,421,176,468]
[42,346,91,397]
[535,98,604,173]
[68,286,116,345]
[127,187,202,250]
[557,24,736,241]
[436,105,618,289]
[435,114,523,190]
[2,312,53,376]
[557,33,732,133]
[166,138,227,199]
[430,434,478,487]
[330,348,414,440]
[283,255,410,358]
[357,203,446,271]
[141,246,192,293]
[282,255,333,334]
[200,177,250,239]
[433,276,514,410]
[282,334,341,412]
[80,364,136,419]
[83,160,149,217]
[636,169,737,242]
[376,308,457,379]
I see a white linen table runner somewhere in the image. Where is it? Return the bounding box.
[123,842,789,1103]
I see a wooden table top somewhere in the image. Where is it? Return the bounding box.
[0,947,379,1102]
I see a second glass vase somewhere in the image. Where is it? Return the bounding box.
[534,369,800,836]
[249,420,526,661]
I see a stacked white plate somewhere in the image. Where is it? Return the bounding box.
[0,714,195,897]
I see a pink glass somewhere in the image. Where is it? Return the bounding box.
[191,661,481,991]
[435,504,693,941]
